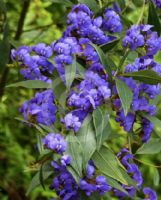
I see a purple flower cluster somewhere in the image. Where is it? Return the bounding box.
[153,0,161,8]
[122,25,161,54]
[114,148,143,199]
[12,2,160,200]
[143,187,157,200]
[114,76,155,142]
[11,44,54,82]
[113,24,161,142]
[64,4,121,44]
[80,161,111,196]
[114,148,158,200]
[42,133,67,154]
[19,89,56,126]
[64,70,111,131]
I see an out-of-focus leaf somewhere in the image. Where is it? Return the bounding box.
[91,43,112,81]
[66,133,83,178]
[26,167,53,195]
[77,115,96,169]
[9,38,22,48]
[122,70,161,85]
[50,0,73,6]
[117,0,125,10]
[65,57,77,90]
[136,138,161,154]
[93,106,112,150]
[148,0,161,35]
[153,168,160,186]
[115,78,133,116]
[6,80,50,88]
[120,15,133,27]
[92,146,135,185]
[100,38,120,52]
[78,0,98,13]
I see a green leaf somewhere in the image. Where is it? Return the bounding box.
[148,0,161,35]
[105,176,128,195]
[93,106,112,150]
[50,0,73,6]
[92,146,134,185]
[145,115,161,130]
[91,43,112,81]
[153,168,160,186]
[78,0,98,13]
[66,133,83,178]
[7,80,50,88]
[77,115,96,169]
[115,78,133,116]
[76,61,86,77]
[52,69,67,108]
[26,168,53,195]
[100,38,120,52]
[122,70,161,85]
[117,0,126,10]
[136,138,161,154]
[67,165,80,184]
[65,57,77,90]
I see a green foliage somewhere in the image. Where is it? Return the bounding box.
[123,70,161,84]
[1,0,161,199]
[115,78,133,116]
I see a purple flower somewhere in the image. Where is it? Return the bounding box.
[60,155,71,166]
[80,179,97,196]
[19,90,56,126]
[63,109,87,132]
[42,133,67,154]
[96,176,111,195]
[86,161,95,179]
[122,25,144,50]
[153,0,161,8]
[115,111,135,132]
[32,43,53,57]
[143,187,157,200]
[103,8,122,33]
[146,32,161,55]
[141,118,153,143]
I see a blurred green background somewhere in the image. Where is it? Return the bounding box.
[0,0,161,199]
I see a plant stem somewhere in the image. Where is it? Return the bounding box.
[114,48,130,76]
[136,0,146,25]
[134,157,161,168]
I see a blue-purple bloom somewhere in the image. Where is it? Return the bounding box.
[19,90,56,126]
[143,187,157,200]
[103,8,122,33]
[153,0,161,8]
[42,133,67,154]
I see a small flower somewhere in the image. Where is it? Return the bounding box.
[42,133,67,154]
[143,187,157,200]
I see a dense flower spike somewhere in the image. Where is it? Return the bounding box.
[19,89,56,126]
[11,44,54,82]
